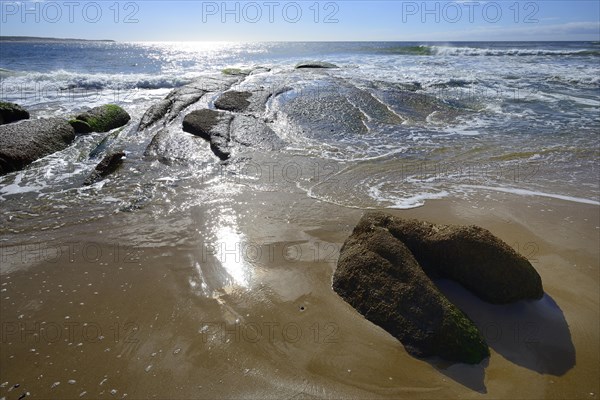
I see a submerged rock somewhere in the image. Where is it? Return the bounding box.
[333,212,544,363]
[333,214,489,364]
[0,118,75,175]
[183,109,233,160]
[71,104,130,133]
[295,61,339,69]
[84,151,126,185]
[144,128,210,164]
[0,101,30,125]
[229,115,285,151]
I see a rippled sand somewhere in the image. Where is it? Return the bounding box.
[1,189,598,399]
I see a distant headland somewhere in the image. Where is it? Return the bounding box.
[0,36,115,42]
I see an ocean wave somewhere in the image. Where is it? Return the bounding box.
[371,45,434,56]
[0,70,195,91]
[429,46,600,57]
[546,74,600,87]
[364,44,600,57]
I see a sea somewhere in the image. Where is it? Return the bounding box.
[0,41,599,243]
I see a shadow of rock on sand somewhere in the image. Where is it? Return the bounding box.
[428,357,489,393]
[423,281,575,393]
[437,279,576,376]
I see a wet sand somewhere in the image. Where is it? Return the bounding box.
[1,190,598,399]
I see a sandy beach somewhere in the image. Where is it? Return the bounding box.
[1,36,599,399]
[2,188,598,399]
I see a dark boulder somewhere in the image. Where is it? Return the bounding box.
[214,91,252,113]
[71,104,130,133]
[182,109,233,160]
[84,151,126,185]
[373,213,544,304]
[0,118,75,175]
[0,101,30,125]
[333,212,545,363]
[333,214,489,364]
[295,61,339,69]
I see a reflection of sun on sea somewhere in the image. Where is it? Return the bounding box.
[136,41,264,58]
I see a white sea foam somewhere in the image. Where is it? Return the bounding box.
[463,185,600,205]
[430,46,599,57]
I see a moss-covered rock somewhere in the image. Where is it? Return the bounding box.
[0,101,30,125]
[74,104,130,133]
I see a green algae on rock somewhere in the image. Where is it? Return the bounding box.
[72,104,131,133]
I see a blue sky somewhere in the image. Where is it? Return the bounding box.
[1,1,599,41]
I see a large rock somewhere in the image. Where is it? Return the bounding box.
[333,214,489,364]
[333,212,545,363]
[0,118,75,175]
[373,213,544,304]
[182,109,233,160]
[71,104,130,133]
[84,151,126,185]
[0,101,30,125]
[272,77,404,138]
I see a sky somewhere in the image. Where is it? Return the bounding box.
[0,0,599,41]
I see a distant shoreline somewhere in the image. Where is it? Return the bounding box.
[0,36,114,43]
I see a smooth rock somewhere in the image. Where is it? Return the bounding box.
[214,91,252,112]
[0,118,75,175]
